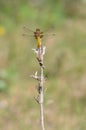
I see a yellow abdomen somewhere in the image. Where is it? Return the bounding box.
[37,36,41,48]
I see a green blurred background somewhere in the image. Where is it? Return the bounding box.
[0,0,86,130]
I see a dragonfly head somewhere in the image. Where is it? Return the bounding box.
[34,28,44,39]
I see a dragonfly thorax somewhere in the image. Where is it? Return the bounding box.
[34,28,44,39]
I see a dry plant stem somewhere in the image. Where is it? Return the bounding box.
[32,46,46,130]
[38,48,45,130]
[40,101,45,130]
[40,67,45,130]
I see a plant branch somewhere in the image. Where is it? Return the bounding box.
[31,46,46,130]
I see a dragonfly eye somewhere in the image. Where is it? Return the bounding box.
[36,28,40,31]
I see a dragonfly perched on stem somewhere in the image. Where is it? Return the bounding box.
[23,26,55,49]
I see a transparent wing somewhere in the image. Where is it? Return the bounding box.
[22,26,56,38]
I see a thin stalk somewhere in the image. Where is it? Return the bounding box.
[31,41,46,130]
[40,102,45,130]
[39,66,45,130]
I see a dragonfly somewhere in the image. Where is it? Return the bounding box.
[23,26,55,49]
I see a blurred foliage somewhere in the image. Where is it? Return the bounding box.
[0,66,17,93]
[0,0,85,29]
[0,0,86,130]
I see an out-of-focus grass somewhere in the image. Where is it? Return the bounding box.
[0,1,86,130]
